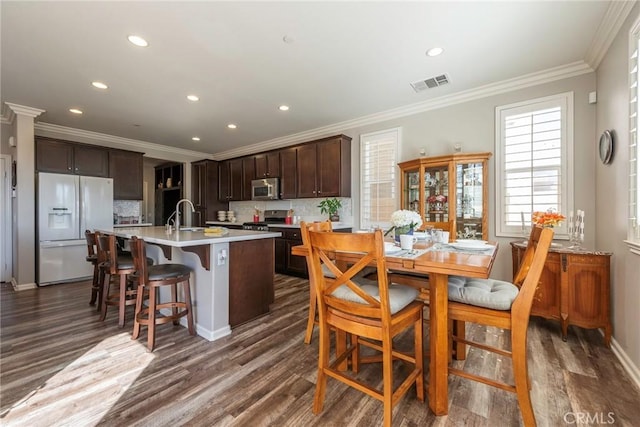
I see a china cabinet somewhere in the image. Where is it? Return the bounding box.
[398,152,491,240]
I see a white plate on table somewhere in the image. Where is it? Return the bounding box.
[449,241,493,251]
[384,242,403,255]
[413,232,428,240]
[453,239,487,245]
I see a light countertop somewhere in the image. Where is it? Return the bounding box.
[114,223,153,228]
[205,221,353,230]
[101,226,281,247]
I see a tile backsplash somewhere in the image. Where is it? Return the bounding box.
[113,200,143,224]
[229,197,352,224]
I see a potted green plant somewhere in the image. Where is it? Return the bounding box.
[318,197,342,222]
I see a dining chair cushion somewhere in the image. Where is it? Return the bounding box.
[447,276,519,311]
[145,264,192,281]
[331,276,419,315]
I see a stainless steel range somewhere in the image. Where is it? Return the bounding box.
[242,222,269,231]
[242,209,289,231]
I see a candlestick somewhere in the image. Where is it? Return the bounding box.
[568,211,574,235]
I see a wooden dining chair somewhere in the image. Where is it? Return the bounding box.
[306,229,424,427]
[446,225,553,427]
[84,230,101,310]
[300,220,333,344]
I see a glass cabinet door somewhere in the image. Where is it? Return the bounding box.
[424,165,449,222]
[456,161,484,238]
[403,168,420,213]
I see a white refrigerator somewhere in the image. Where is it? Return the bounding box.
[38,172,114,286]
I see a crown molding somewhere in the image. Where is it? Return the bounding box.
[34,122,213,160]
[0,105,14,125]
[213,61,594,160]
[4,102,45,119]
[585,1,637,69]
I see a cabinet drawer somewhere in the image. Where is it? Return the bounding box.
[283,230,301,240]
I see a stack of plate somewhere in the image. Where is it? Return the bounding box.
[227,211,236,223]
[217,210,226,221]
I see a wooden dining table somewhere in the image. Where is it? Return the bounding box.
[291,239,498,416]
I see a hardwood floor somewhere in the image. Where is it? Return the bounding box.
[1,275,638,426]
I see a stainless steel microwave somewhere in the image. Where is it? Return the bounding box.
[251,178,280,200]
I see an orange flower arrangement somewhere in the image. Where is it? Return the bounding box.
[532,210,566,227]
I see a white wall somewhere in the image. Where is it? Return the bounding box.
[341,72,597,283]
[595,4,640,380]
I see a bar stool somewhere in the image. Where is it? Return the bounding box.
[96,232,151,328]
[84,230,101,310]
[129,236,195,352]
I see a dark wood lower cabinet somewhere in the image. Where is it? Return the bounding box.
[229,239,275,327]
[273,227,351,277]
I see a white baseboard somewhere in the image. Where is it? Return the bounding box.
[610,335,640,392]
[11,278,37,291]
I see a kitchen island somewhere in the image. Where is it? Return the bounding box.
[103,226,281,341]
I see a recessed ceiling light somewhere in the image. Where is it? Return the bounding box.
[426,47,444,57]
[192,137,200,141]
[227,124,237,129]
[128,35,148,47]
[187,95,199,102]
[279,105,290,111]
[92,81,108,89]
[69,108,83,115]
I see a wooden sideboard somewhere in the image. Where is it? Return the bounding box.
[511,241,612,347]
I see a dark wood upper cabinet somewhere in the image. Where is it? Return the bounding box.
[242,156,256,200]
[109,150,143,199]
[279,147,297,199]
[218,158,243,202]
[36,137,108,177]
[295,135,351,198]
[192,160,228,226]
[36,137,74,174]
[255,152,280,178]
[74,145,109,177]
[296,143,318,198]
[317,136,350,197]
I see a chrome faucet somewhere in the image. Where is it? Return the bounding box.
[174,198,195,231]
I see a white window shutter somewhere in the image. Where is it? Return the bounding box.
[360,128,400,230]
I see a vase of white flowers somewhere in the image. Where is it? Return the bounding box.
[387,209,423,243]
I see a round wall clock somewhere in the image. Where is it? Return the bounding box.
[599,129,614,164]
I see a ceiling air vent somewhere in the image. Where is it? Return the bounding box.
[410,74,450,92]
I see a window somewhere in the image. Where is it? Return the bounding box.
[629,18,640,246]
[495,92,574,237]
[360,128,400,229]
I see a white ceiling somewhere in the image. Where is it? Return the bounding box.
[0,1,631,158]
